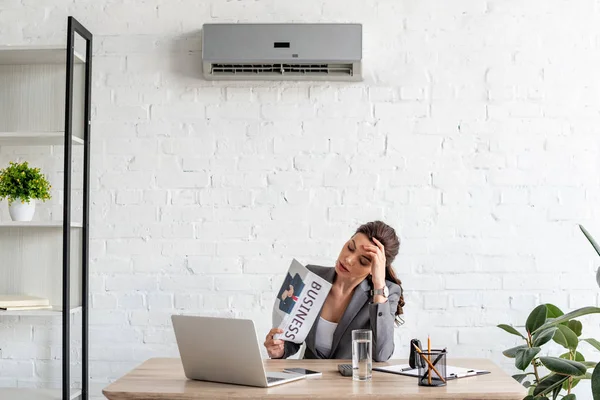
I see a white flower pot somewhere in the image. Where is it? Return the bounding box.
[9,199,36,222]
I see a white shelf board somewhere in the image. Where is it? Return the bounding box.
[0,388,81,400]
[0,132,84,146]
[0,45,85,65]
[0,306,82,317]
[0,221,83,228]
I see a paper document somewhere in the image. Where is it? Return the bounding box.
[272,259,332,344]
[373,364,490,379]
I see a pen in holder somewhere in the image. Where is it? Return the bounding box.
[417,349,447,387]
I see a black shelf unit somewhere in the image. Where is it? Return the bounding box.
[63,16,93,400]
[0,16,92,400]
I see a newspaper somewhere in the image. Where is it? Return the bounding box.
[272,259,332,344]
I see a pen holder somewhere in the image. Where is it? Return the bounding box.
[417,350,447,387]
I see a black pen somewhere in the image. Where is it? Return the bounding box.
[431,348,447,366]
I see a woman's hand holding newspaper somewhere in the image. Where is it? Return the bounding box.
[264,328,285,359]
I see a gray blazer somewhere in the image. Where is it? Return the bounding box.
[281,264,402,362]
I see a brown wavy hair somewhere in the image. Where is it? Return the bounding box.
[355,221,405,318]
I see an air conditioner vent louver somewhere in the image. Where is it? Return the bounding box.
[202,24,362,81]
[210,63,354,77]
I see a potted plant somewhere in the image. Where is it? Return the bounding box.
[498,225,600,400]
[0,161,52,221]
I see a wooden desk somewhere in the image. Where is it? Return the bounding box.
[103,358,527,399]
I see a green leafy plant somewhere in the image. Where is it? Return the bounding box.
[497,225,600,400]
[0,161,52,205]
[499,304,600,399]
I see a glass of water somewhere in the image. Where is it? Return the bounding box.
[352,329,372,381]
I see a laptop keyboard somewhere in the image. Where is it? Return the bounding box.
[267,376,285,384]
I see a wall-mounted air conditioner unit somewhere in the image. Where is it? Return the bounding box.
[202,23,362,81]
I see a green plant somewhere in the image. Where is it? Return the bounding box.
[498,225,600,400]
[499,304,600,399]
[0,161,52,205]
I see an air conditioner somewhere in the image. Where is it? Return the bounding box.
[202,23,362,81]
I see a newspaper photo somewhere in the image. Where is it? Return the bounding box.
[272,259,332,344]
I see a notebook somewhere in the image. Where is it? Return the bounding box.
[373,364,490,379]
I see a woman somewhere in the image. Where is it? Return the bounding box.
[264,221,405,362]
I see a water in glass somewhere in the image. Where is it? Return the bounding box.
[352,338,372,381]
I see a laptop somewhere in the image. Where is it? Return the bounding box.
[171,315,307,387]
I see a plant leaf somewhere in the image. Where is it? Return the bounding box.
[568,320,583,337]
[546,303,568,327]
[562,394,577,400]
[546,303,564,319]
[497,324,526,339]
[512,373,534,383]
[560,357,588,389]
[516,347,541,371]
[554,325,579,350]
[533,307,600,334]
[504,345,529,359]
[583,362,598,369]
[534,374,569,397]
[526,305,548,334]
[563,377,581,392]
[593,363,600,400]
[533,327,558,347]
[559,351,585,362]
[540,357,587,376]
[580,224,600,257]
[563,377,581,390]
[583,338,600,352]
[552,384,561,400]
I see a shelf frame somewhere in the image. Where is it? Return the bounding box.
[0,45,86,65]
[0,132,84,146]
[62,16,93,400]
[0,221,83,228]
[0,388,81,400]
[0,17,91,400]
[0,306,82,317]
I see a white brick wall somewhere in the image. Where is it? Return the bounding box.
[2,0,600,399]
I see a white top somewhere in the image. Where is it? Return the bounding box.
[314,316,338,358]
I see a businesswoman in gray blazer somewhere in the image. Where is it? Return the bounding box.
[264,220,405,362]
